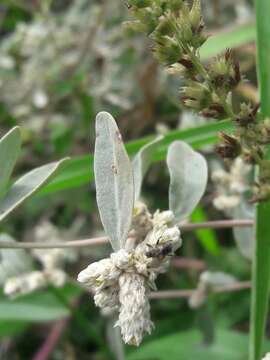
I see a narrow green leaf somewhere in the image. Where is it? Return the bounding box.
[94,112,134,251]
[249,1,270,359]
[167,141,208,221]
[132,135,163,201]
[0,158,69,222]
[201,23,256,60]
[41,119,232,195]
[0,127,21,199]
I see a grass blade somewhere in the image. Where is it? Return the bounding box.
[201,23,256,60]
[249,1,270,359]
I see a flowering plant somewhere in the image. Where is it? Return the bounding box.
[77,111,207,345]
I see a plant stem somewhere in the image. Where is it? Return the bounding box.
[150,281,251,299]
[0,219,254,249]
[32,319,69,360]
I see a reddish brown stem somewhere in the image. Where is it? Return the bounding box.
[32,319,69,360]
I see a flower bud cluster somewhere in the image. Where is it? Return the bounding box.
[77,203,181,345]
[216,103,270,202]
[125,1,242,121]
[208,49,241,95]
[125,1,270,202]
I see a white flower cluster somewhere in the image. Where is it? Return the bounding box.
[78,203,181,346]
[262,353,270,360]
[4,221,76,298]
[212,157,251,212]
[4,254,67,299]
[189,271,237,309]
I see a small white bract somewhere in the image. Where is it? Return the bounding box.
[77,203,181,346]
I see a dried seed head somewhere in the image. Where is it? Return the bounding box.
[181,81,211,110]
[208,49,241,92]
[189,0,201,29]
[153,36,182,65]
[154,15,174,37]
[176,1,206,49]
[200,103,226,119]
[130,7,158,34]
[215,132,241,159]
[189,0,207,48]
[179,56,194,70]
[235,103,259,127]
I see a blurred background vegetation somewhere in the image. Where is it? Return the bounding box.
[0,0,264,359]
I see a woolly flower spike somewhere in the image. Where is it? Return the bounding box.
[116,273,153,346]
[78,205,181,345]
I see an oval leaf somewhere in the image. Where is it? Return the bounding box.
[94,112,134,251]
[132,135,163,201]
[0,127,21,199]
[0,158,69,222]
[167,141,208,221]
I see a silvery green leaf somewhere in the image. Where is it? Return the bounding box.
[167,141,208,221]
[200,271,237,287]
[0,127,21,199]
[232,201,255,260]
[0,158,69,222]
[94,112,134,251]
[0,234,33,285]
[132,135,163,201]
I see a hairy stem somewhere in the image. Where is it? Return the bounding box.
[0,219,254,249]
